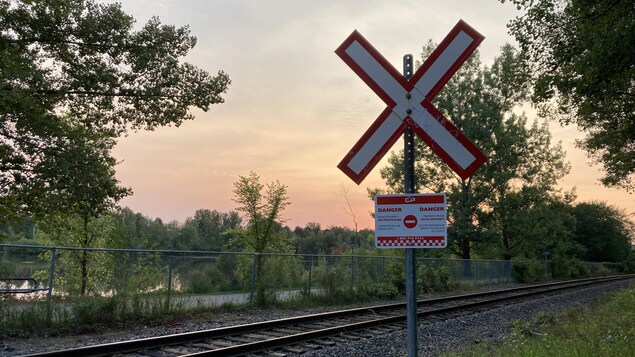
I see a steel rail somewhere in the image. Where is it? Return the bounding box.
[184,275,633,356]
[22,275,634,357]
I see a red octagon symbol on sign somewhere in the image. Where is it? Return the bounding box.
[403,215,418,229]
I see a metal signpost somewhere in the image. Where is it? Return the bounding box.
[335,20,486,357]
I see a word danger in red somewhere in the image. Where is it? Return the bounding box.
[374,193,447,249]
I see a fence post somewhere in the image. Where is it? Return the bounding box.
[351,255,355,290]
[166,251,173,310]
[381,256,386,281]
[249,253,258,305]
[46,247,56,324]
[307,256,312,297]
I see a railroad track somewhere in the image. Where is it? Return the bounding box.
[24,275,634,357]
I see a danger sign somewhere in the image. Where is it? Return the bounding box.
[375,193,447,248]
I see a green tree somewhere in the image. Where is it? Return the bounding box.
[229,172,291,253]
[571,201,633,262]
[0,0,230,220]
[33,127,128,295]
[228,171,292,306]
[187,209,241,251]
[37,213,118,296]
[491,188,577,261]
[371,44,569,262]
[501,0,635,191]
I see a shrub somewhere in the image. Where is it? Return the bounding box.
[512,259,546,283]
[187,267,216,294]
[368,282,399,299]
[417,264,455,293]
[384,262,406,294]
[552,255,590,279]
[621,251,635,273]
[313,261,348,296]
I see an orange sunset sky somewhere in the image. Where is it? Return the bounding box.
[109,0,634,230]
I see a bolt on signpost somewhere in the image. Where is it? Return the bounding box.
[335,20,486,357]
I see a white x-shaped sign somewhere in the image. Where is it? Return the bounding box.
[336,20,487,184]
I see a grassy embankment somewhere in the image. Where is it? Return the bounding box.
[444,284,635,357]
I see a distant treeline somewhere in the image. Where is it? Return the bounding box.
[1,202,632,267]
[0,208,375,256]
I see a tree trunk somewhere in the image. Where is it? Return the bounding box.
[502,231,512,261]
[80,214,89,296]
[461,239,472,278]
[80,249,88,296]
[459,180,473,277]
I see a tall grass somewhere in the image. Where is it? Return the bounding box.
[444,285,635,357]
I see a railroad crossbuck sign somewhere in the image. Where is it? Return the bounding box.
[336,20,487,184]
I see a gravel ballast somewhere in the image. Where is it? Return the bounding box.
[1,279,632,356]
[301,279,634,357]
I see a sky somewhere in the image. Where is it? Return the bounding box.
[109,0,634,230]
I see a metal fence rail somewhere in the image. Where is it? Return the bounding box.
[0,244,516,305]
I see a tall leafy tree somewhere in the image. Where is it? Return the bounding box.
[187,208,241,251]
[30,126,129,295]
[571,201,633,262]
[37,212,118,295]
[500,0,635,191]
[229,172,291,253]
[371,44,569,261]
[488,188,578,261]
[228,171,292,306]
[0,0,230,220]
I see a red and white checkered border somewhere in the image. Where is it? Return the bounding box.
[377,237,446,248]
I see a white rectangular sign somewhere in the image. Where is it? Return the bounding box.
[374,193,447,248]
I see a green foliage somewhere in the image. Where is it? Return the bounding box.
[373,44,569,261]
[552,255,590,279]
[228,172,291,253]
[417,263,454,293]
[0,295,177,337]
[366,282,400,299]
[512,259,547,283]
[34,214,120,296]
[0,301,50,337]
[313,258,349,297]
[571,202,633,263]
[587,263,615,278]
[184,267,215,294]
[228,172,293,307]
[502,0,635,191]
[459,285,635,357]
[186,209,241,251]
[210,254,241,292]
[622,250,635,273]
[384,259,406,295]
[0,216,36,243]
[1,0,230,220]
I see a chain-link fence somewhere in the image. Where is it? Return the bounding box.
[0,244,517,304]
[0,243,521,319]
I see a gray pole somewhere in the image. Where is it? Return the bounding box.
[403,54,418,357]
[250,253,258,305]
[46,247,56,324]
[167,252,174,310]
